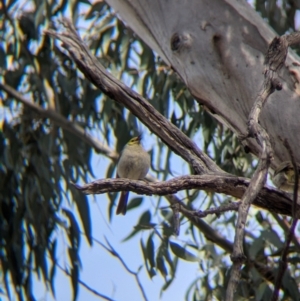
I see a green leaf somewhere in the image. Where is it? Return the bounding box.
[70,265,79,301]
[25,271,35,301]
[185,277,202,301]
[122,210,154,242]
[256,282,268,300]
[139,210,151,225]
[261,229,283,249]
[34,1,46,29]
[36,246,48,283]
[85,2,107,20]
[147,234,155,268]
[71,188,92,246]
[127,197,143,212]
[164,246,177,277]
[62,209,80,250]
[79,0,91,5]
[140,239,156,279]
[2,260,11,300]
[249,235,264,258]
[282,271,300,300]
[0,45,6,68]
[170,242,198,262]
[161,279,173,292]
[156,255,167,278]
[50,240,57,298]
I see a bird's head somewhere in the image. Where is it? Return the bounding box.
[127,135,142,146]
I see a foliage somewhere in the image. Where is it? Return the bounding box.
[0,0,300,300]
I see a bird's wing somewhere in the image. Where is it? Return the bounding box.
[116,149,123,178]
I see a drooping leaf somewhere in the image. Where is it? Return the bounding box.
[122,210,154,241]
[140,239,156,279]
[127,197,143,212]
[50,240,57,298]
[156,255,168,279]
[70,264,79,301]
[170,242,198,262]
[62,209,80,250]
[147,234,155,268]
[71,188,92,246]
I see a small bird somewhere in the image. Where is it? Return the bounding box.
[272,161,300,192]
[116,135,150,215]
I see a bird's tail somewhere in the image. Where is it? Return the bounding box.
[116,191,129,215]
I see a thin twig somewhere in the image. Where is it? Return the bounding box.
[89,235,149,301]
[56,262,117,301]
[271,219,298,301]
[178,201,240,236]
[191,201,240,218]
[271,213,300,251]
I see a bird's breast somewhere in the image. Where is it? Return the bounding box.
[117,149,150,180]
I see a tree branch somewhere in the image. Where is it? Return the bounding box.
[100,237,149,301]
[73,175,296,216]
[271,213,300,250]
[44,18,223,175]
[181,201,240,218]
[225,33,290,300]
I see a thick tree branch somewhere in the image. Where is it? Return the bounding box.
[44,19,222,175]
[73,175,296,216]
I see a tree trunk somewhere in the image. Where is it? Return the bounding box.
[106,0,300,168]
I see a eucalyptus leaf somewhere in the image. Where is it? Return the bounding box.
[170,242,198,262]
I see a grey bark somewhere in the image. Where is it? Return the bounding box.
[106,0,300,169]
